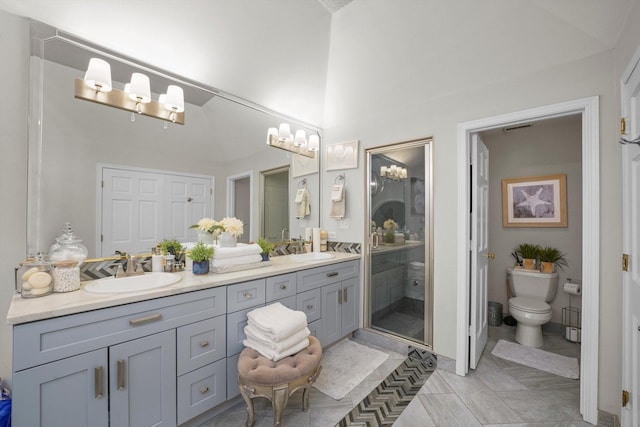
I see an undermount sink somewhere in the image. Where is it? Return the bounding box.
[83,272,182,294]
[291,252,335,262]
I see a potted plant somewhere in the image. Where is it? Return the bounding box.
[159,239,185,267]
[383,219,398,244]
[189,241,214,275]
[516,243,541,270]
[538,246,568,273]
[256,238,276,261]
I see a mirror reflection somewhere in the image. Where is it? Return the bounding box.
[27,23,320,258]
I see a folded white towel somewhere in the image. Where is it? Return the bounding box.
[243,337,310,361]
[245,324,310,352]
[246,302,308,341]
[213,243,262,259]
[331,184,344,201]
[211,254,263,267]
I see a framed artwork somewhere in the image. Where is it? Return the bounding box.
[291,153,319,177]
[502,173,567,227]
[326,140,359,170]
[410,177,425,215]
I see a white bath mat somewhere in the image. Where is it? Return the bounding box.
[491,339,579,379]
[313,339,389,400]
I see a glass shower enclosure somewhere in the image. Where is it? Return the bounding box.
[365,139,433,347]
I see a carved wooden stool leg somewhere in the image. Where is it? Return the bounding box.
[272,385,290,426]
[239,382,256,427]
[302,387,310,411]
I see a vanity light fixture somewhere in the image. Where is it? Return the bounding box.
[75,57,185,125]
[266,123,317,158]
[380,165,407,180]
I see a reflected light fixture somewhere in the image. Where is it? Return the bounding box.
[380,164,407,180]
[75,57,185,125]
[266,123,318,158]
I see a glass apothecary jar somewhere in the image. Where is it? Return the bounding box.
[53,260,81,292]
[49,222,88,265]
[17,255,53,298]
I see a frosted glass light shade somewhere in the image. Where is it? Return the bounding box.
[267,127,278,145]
[308,134,320,151]
[294,130,307,147]
[165,85,184,112]
[128,73,151,103]
[278,123,292,141]
[84,58,112,92]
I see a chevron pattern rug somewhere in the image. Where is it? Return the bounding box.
[335,347,436,426]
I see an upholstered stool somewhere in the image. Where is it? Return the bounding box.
[237,335,322,427]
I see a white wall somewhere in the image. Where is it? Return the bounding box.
[322,0,621,415]
[482,117,583,324]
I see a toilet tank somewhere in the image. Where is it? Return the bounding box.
[506,267,559,302]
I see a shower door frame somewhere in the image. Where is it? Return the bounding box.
[363,137,434,349]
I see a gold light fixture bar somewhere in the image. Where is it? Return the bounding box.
[267,134,316,158]
[74,78,185,125]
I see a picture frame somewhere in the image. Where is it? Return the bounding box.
[291,153,319,177]
[502,173,567,227]
[326,140,359,170]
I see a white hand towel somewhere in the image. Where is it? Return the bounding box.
[330,185,346,219]
[213,243,262,259]
[243,337,310,361]
[210,254,263,267]
[331,184,344,201]
[295,188,311,219]
[246,302,308,341]
[245,324,310,351]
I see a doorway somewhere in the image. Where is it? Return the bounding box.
[260,166,290,243]
[455,97,600,425]
[365,138,433,348]
[227,171,253,243]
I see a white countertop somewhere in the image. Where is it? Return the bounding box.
[6,252,361,325]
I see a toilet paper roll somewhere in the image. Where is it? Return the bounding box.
[312,228,321,253]
[563,281,582,296]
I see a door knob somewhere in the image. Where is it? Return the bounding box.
[487,252,496,259]
[187,197,193,202]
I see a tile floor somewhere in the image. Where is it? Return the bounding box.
[204,325,615,426]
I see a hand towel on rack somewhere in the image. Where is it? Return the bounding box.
[330,184,346,218]
[295,188,311,219]
[246,302,308,341]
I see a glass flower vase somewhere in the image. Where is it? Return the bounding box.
[219,231,237,248]
[198,231,214,245]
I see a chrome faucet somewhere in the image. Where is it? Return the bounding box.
[281,228,289,242]
[115,255,145,278]
[290,236,304,254]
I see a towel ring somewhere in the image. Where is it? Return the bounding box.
[298,179,307,188]
[334,174,345,184]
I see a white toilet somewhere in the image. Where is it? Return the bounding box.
[507,267,559,347]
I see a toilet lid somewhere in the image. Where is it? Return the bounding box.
[509,297,550,313]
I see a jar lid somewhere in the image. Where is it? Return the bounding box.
[53,260,78,268]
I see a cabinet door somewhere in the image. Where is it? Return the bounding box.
[320,282,341,346]
[341,277,359,337]
[109,330,176,427]
[12,348,108,427]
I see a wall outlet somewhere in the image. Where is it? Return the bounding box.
[339,219,349,229]
[328,231,337,239]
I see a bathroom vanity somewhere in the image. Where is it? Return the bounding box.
[7,253,360,427]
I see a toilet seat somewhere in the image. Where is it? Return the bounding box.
[509,297,550,313]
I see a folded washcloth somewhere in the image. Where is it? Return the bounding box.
[243,337,310,361]
[245,324,310,352]
[246,302,308,341]
[213,243,262,259]
[211,254,263,267]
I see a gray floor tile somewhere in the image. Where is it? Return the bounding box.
[393,394,436,426]
[418,393,482,426]
[457,390,524,424]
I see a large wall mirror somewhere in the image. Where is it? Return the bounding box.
[27,21,321,258]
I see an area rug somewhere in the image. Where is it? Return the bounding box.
[313,339,389,400]
[336,347,437,426]
[491,339,579,379]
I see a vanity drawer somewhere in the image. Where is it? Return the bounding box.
[226,306,261,357]
[296,260,360,292]
[275,295,297,311]
[226,353,241,399]
[371,252,400,274]
[177,315,226,375]
[296,288,321,323]
[13,286,226,371]
[227,279,266,313]
[177,358,226,424]
[265,273,296,302]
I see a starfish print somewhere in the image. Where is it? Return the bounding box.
[516,188,552,216]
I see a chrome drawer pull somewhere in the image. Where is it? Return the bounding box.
[279,284,287,290]
[199,340,209,348]
[117,359,126,390]
[244,292,254,299]
[338,289,343,304]
[344,288,348,302]
[95,366,104,398]
[306,304,313,310]
[326,272,339,277]
[200,386,209,394]
[129,313,162,326]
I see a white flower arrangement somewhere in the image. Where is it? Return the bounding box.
[383,219,398,230]
[190,217,220,234]
[219,217,244,237]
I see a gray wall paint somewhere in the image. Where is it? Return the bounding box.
[482,117,583,324]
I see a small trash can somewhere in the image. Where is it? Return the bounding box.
[488,301,503,327]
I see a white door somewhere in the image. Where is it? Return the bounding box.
[102,168,164,256]
[470,134,489,369]
[165,174,212,242]
[620,52,640,427]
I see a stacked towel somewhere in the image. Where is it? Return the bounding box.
[211,243,262,268]
[243,302,310,361]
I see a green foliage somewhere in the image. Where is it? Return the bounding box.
[257,238,275,255]
[538,246,568,269]
[516,243,541,259]
[159,239,184,256]
[189,241,214,262]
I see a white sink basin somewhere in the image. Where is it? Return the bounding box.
[83,273,182,294]
[291,252,334,262]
